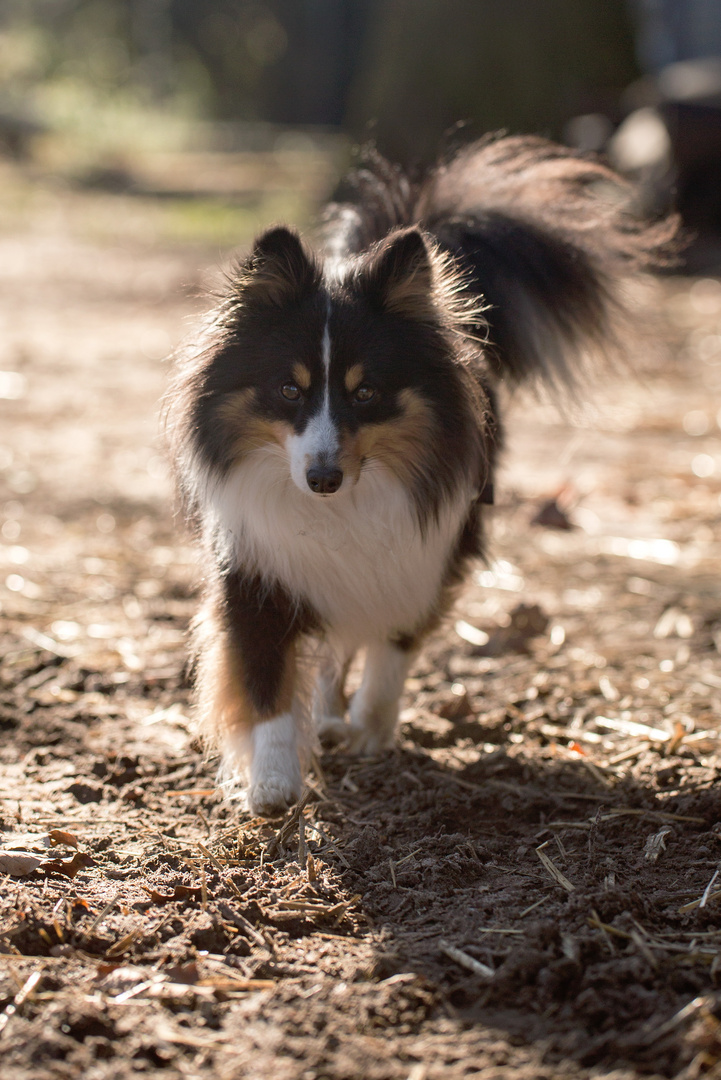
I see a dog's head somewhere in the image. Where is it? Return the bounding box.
[177,225,490,520]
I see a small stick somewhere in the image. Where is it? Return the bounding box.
[700,868,720,909]
[305,823,350,867]
[678,872,721,914]
[197,841,243,898]
[266,790,314,859]
[297,815,307,866]
[84,891,121,937]
[439,940,494,980]
[535,843,575,892]
[590,908,616,955]
[0,970,42,1035]
[518,896,549,919]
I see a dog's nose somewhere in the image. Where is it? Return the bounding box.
[306,465,343,494]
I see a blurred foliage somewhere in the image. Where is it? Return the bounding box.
[0,0,639,166]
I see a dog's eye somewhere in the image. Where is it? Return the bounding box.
[353,384,375,404]
[280,382,302,402]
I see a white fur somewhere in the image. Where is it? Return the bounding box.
[285,305,350,497]
[321,308,331,376]
[349,641,413,754]
[222,712,305,817]
[285,404,341,494]
[312,637,351,743]
[192,304,473,804]
[204,447,471,653]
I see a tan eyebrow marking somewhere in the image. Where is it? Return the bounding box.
[344,363,365,393]
[292,363,311,390]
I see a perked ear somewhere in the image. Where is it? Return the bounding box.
[238,226,321,308]
[355,228,437,322]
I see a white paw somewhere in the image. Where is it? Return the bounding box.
[348,697,398,756]
[347,723,395,757]
[247,713,303,817]
[247,774,302,817]
[316,713,348,746]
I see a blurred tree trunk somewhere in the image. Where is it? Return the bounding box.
[345,0,639,165]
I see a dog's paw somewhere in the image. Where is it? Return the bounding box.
[247,713,304,817]
[346,725,395,757]
[316,713,348,746]
[247,774,302,817]
[347,698,398,756]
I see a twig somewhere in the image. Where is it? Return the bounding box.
[700,868,720,909]
[265,790,314,859]
[518,896,550,919]
[304,823,350,867]
[83,891,121,937]
[589,909,616,955]
[439,940,494,980]
[535,843,575,892]
[678,873,721,914]
[0,971,42,1035]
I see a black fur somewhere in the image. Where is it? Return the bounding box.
[321,135,678,388]
[165,134,678,817]
[222,571,319,716]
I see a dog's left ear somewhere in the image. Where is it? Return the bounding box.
[356,228,438,322]
[238,226,321,308]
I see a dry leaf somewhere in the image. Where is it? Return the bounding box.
[0,851,44,876]
[41,852,95,878]
[48,829,79,848]
[531,497,574,530]
[142,884,204,905]
[643,827,672,863]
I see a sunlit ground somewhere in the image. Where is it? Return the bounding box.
[1,123,721,1079]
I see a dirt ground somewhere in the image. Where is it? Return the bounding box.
[1,167,721,1080]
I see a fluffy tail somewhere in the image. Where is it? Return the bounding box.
[322,135,680,390]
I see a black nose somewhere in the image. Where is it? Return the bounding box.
[306,465,343,494]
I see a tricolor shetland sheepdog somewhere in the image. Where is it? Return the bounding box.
[166,135,676,816]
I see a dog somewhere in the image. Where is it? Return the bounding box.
[165,135,676,817]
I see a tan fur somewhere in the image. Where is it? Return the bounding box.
[218,389,290,460]
[383,258,436,323]
[344,388,436,486]
[292,363,312,390]
[363,229,487,337]
[194,601,298,744]
[234,255,311,309]
[344,363,365,393]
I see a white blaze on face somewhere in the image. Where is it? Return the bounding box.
[286,304,342,494]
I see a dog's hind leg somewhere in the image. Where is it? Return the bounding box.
[348,639,414,755]
[196,571,317,817]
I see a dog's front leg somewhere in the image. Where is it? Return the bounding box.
[197,571,312,816]
[348,639,414,755]
[313,639,353,744]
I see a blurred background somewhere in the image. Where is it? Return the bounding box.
[0,0,720,263]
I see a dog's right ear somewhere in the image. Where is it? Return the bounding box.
[236,227,321,308]
[354,228,439,323]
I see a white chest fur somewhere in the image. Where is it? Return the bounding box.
[204,447,471,648]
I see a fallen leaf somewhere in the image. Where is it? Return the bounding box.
[0,851,44,876]
[164,962,200,985]
[478,603,550,656]
[41,852,95,878]
[531,497,574,530]
[48,829,79,849]
[142,884,204,905]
